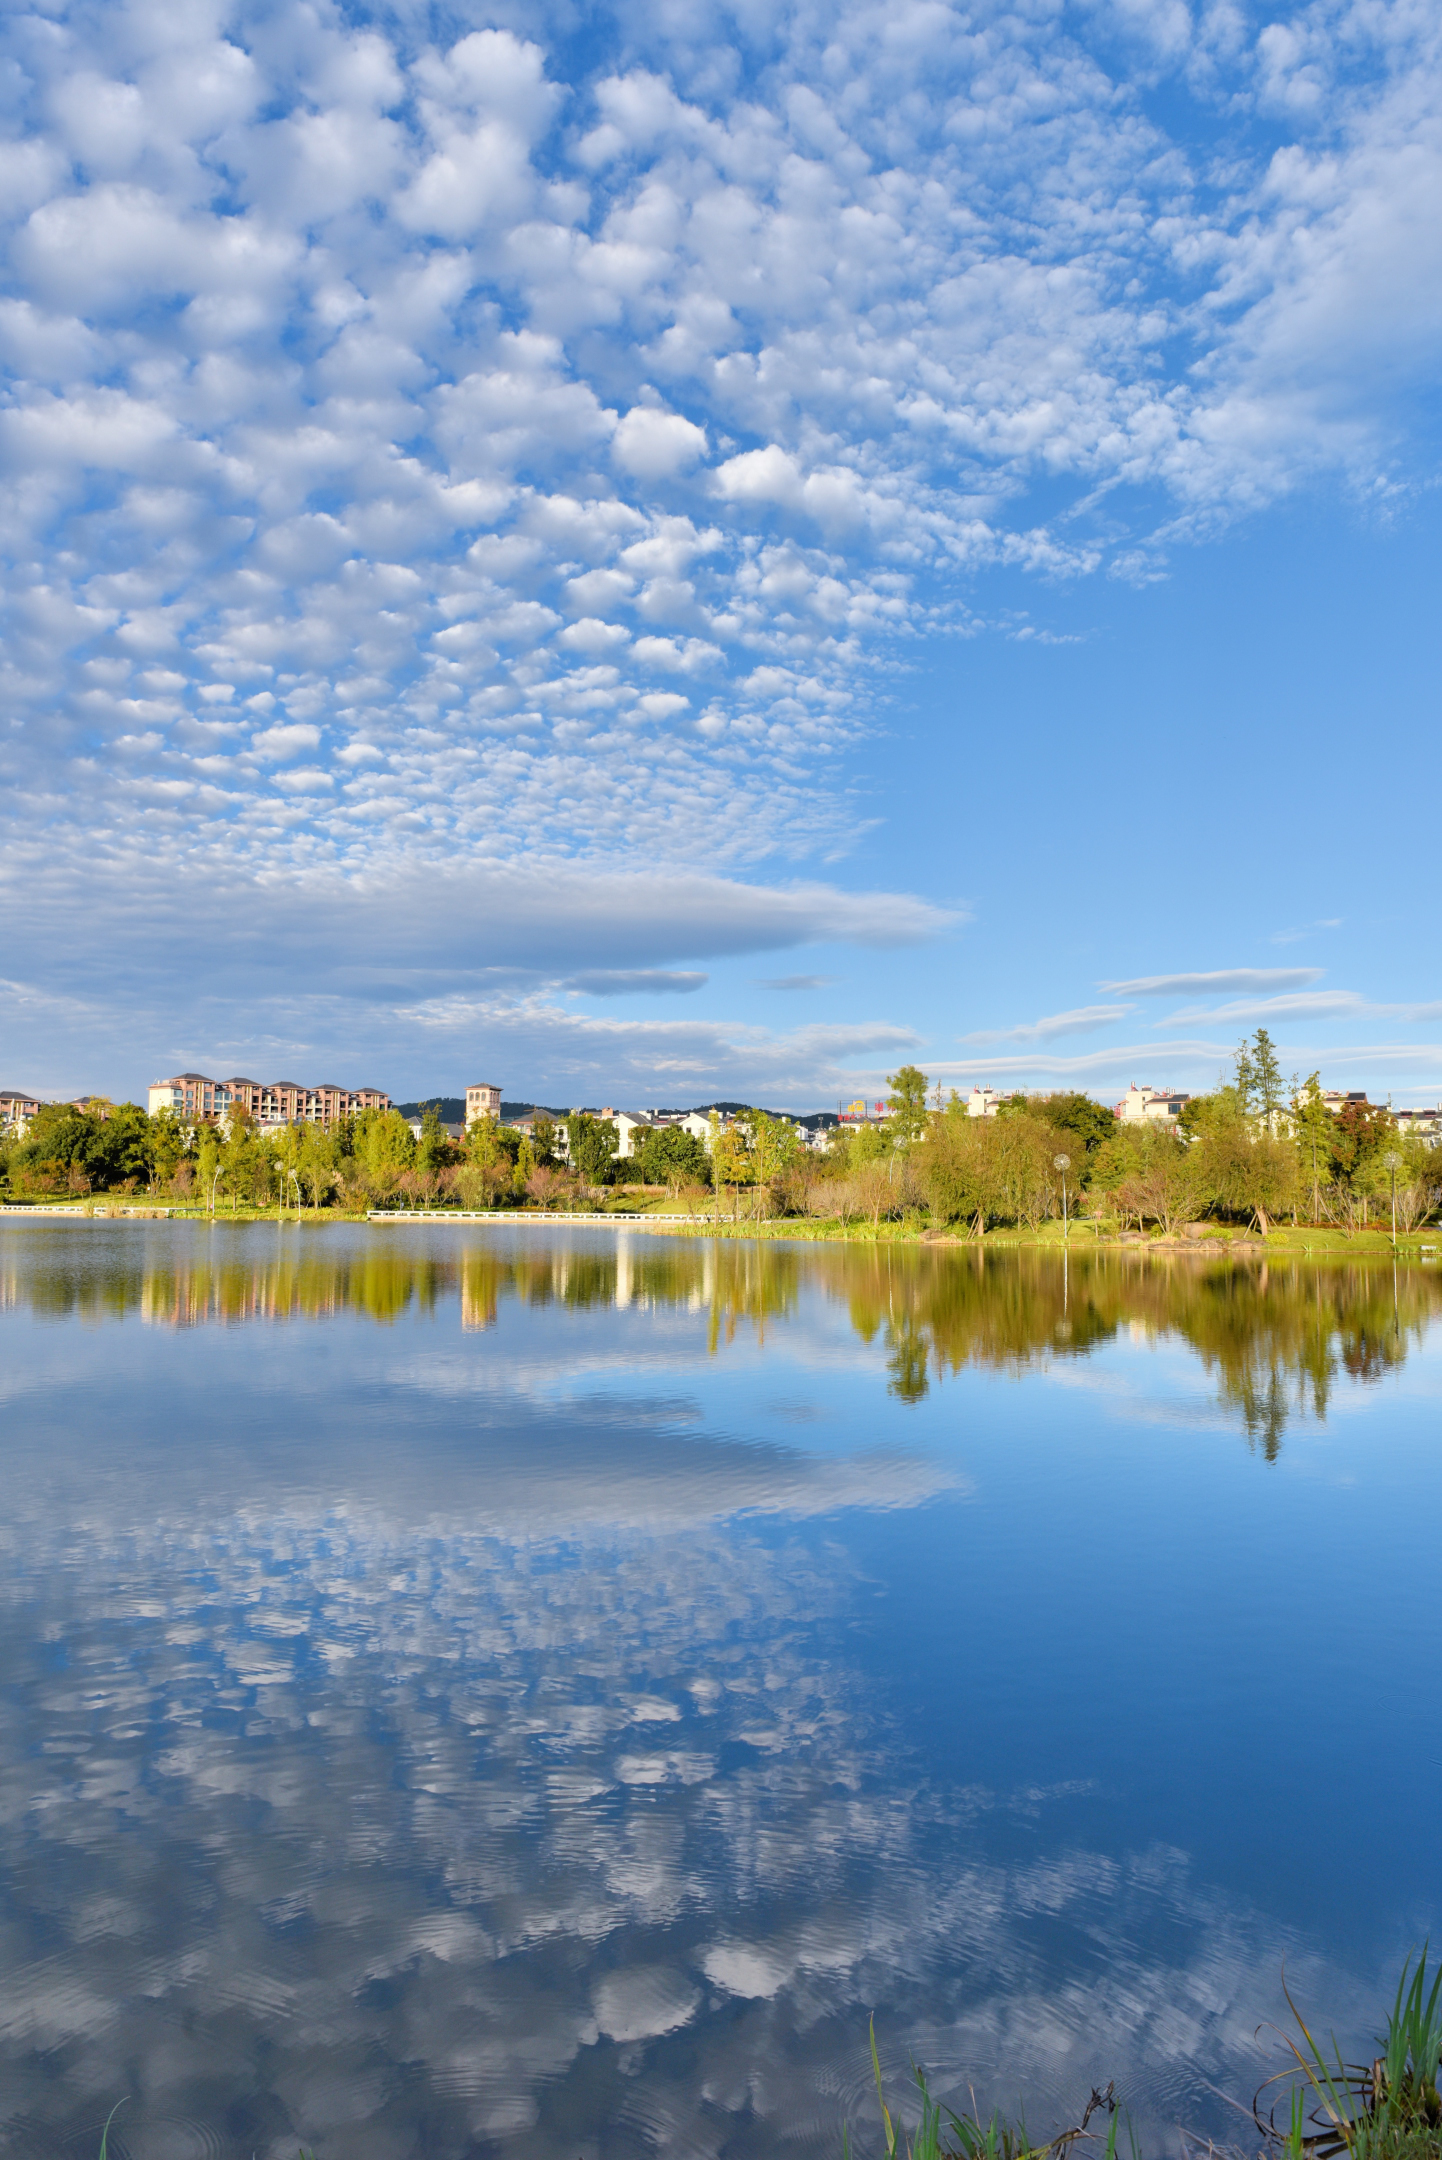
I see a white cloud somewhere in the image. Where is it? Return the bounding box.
[964,1004,1135,1044]
[2,0,1441,1073]
[1153,991,1368,1026]
[713,445,805,510]
[1099,969,1325,997]
[558,616,631,655]
[613,404,708,479]
[0,854,952,1096]
[249,722,322,761]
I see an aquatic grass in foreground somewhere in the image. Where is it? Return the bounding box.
[1253,1953,1442,2160]
[856,1963,1442,2160]
[856,2014,1129,2160]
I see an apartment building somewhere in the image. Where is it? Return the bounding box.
[1,1091,41,1131]
[147,1073,389,1126]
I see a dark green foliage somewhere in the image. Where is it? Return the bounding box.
[635,1123,710,1187]
[12,1101,155,1193]
[566,1110,619,1182]
[1035,1091,1117,1158]
[885,1064,931,1146]
[416,1103,458,1174]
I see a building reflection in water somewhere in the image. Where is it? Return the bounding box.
[4,1227,1434,1457]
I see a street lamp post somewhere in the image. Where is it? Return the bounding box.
[1383,1150,1402,1251]
[1054,1153,1071,1243]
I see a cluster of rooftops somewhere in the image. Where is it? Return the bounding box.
[3,1078,1438,1143]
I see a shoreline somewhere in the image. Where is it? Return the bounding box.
[1,1202,1437,1262]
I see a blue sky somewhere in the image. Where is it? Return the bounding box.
[2,0,1439,1108]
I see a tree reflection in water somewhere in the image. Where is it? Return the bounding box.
[2,1229,1434,1457]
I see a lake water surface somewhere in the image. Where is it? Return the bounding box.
[2,1221,1439,2160]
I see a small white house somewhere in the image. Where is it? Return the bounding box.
[1115,1085,1190,1125]
[609,1111,653,1159]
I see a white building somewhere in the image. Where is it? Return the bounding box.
[465,1083,502,1124]
[966,1087,1003,1118]
[1115,1085,1190,1125]
[608,1111,653,1159]
[546,1107,652,1161]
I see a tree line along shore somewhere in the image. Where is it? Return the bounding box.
[3,1030,1440,1245]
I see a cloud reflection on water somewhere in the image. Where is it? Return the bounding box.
[0,1225,1430,2160]
[0,1507,1361,2160]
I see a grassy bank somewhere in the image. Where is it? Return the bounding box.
[3,1196,1438,1260]
[636,1214,1440,1259]
[5,1192,1433,1261]
[864,1956,1442,2160]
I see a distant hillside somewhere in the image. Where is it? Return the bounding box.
[690,1102,839,1129]
[395,1098,837,1127]
[395,1099,568,1122]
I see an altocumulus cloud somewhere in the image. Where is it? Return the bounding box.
[2,0,1441,1085]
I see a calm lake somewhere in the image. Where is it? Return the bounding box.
[1,1221,1439,2160]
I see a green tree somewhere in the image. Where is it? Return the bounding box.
[986,1112,1064,1229]
[1192,1113,1299,1236]
[748,1111,800,1190]
[917,1098,985,1231]
[822,1122,855,1172]
[1392,1136,1442,1232]
[1227,1030,1286,1132]
[916,1103,1058,1233]
[353,1107,417,1181]
[417,1102,455,1176]
[219,1104,272,1212]
[196,1130,222,1213]
[1251,1029,1286,1128]
[1330,1099,1396,1229]
[884,1065,930,1148]
[566,1111,619,1183]
[147,1108,190,1191]
[529,1113,559,1165]
[297,1120,340,1209]
[1291,1072,1334,1222]
[1035,1091,1117,1160]
[13,1100,156,1194]
[709,1115,752,1221]
[848,1120,891,1167]
[1114,1128,1200,1233]
[636,1123,710,1192]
